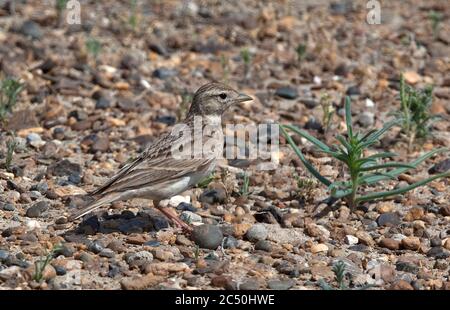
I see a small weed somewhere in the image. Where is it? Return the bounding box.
[318,260,372,290]
[239,172,250,197]
[296,43,307,63]
[294,174,317,203]
[85,37,101,60]
[429,10,442,38]
[5,137,17,170]
[129,0,138,32]
[281,96,450,211]
[240,48,251,81]
[197,173,215,189]
[0,78,24,121]
[33,244,63,282]
[320,93,335,133]
[395,74,437,149]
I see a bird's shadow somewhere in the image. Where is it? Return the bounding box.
[62,209,170,239]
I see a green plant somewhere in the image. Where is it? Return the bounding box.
[197,173,215,189]
[320,93,335,133]
[396,75,437,149]
[0,78,24,121]
[429,10,443,38]
[5,137,17,170]
[294,174,317,202]
[318,260,372,290]
[85,38,101,60]
[240,48,251,80]
[281,97,450,211]
[56,0,68,12]
[129,0,138,31]
[296,43,307,63]
[33,244,63,282]
[239,172,250,197]
[220,54,230,83]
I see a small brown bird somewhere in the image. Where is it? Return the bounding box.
[68,82,252,231]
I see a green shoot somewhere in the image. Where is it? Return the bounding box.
[396,74,437,149]
[281,96,450,211]
[239,172,250,197]
[240,48,251,81]
[5,137,17,170]
[320,93,335,133]
[294,174,317,203]
[33,244,63,282]
[197,173,215,189]
[85,38,101,60]
[56,0,68,12]
[0,78,24,121]
[318,260,372,290]
[296,43,307,63]
[429,10,442,38]
[129,0,138,32]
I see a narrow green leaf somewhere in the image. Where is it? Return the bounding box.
[360,173,398,184]
[283,124,333,153]
[336,134,352,153]
[367,152,398,160]
[360,119,402,149]
[281,125,332,186]
[360,162,415,172]
[345,96,353,138]
[356,172,450,203]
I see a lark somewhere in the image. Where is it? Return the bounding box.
[68,82,252,231]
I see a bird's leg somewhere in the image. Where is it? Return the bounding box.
[153,201,193,233]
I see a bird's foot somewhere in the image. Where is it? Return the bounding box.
[155,205,193,233]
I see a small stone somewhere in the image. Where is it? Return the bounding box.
[27,133,45,148]
[199,188,227,204]
[176,202,197,212]
[54,266,67,276]
[99,249,115,258]
[2,203,15,211]
[267,279,295,290]
[0,249,10,261]
[404,207,424,221]
[379,238,401,250]
[192,224,223,250]
[240,279,262,290]
[222,236,238,249]
[427,247,449,259]
[444,239,450,250]
[401,237,421,251]
[26,201,49,218]
[107,240,126,253]
[358,112,375,127]
[95,97,111,109]
[246,224,268,242]
[310,243,328,254]
[403,71,421,84]
[376,202,395,214]
[429,159,450,174]
[20,20,43,40]
[390,280,414,290]
[377,213,400,227]
[180,211,202,223]
[439,206,450,216]
[125,251,153,267]
[275,86,298,99]
[153,67,177,79]
[210,275,233,288]
[346,85,361,96]
[344,235,359,245]
[87,241,104,254]
[46,160,82,177]
[254,240,272,252]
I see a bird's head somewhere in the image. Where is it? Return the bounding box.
[187,82,252,117]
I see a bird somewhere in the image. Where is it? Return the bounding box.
[68,82,252,231]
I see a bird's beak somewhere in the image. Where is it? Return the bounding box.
[236,93,253,103]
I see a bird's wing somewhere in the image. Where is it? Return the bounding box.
[90,132,213,197]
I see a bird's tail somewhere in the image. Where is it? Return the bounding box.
[68,193,121,221]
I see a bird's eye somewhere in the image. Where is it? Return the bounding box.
[219,93,227,100]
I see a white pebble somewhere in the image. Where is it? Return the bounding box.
[344,235,359,245]
[365,98,375,107]
[168,195,190,208]
[26,220,41,231]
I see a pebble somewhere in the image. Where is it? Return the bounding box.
[2,203,15,211]
[428,159,450,174]
[439,206,450,216]
[246,224,268,242]
[176,202,197,212]
[20,20,43,40]
[310,243,328,254]
[379,238,401,250]
[27,133,45,148]
[152,67,177,79]
[180,211,202,224]
[95,97,111,109]
[390,280,414,290]
[99,248,115,258]
[358,112,375,127]
[401,237,421,251]
[199,188,227,204]
[267,279,295,290]
[377,213,401,227]
[344,235,359,245]
[125,251,153,268]
[26,201,49,218]
[275,86,298,99]
[254,240,272,252]
[192,224,223,249]
[46,159,82,177]
[222,236,239,249]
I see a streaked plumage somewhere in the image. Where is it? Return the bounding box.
[68,82,252,229]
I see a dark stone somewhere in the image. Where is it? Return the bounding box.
[348,244,369,253]
[176,202,197,212]
[151,216,170,231]
[26,201,49,218]
[427,247,449,259]
[334,63,349,76]
[223,236,239,249]
[440,206,450,216]
[239,279,261,290]
[68,110,88,121]
[255,240,272,252]
[68,173,81,185]
[304,118,323,131]
[20,20,43,40]
[148,42,168,56]
[0,249,9,261]
[346,85,361,96]
[155,115,177,125]
[199,188,227,204]
[275,86,298,99]
[54,244,75,257]
[300,99,319,109]
[54,266,67,276]
[77,216,100,235]
[95,97,111,109]
[108,264,121,278]
[329,1,353,15]
[377,213,401,227]
[46,159,82,177]
[99,249,115,258]
[2,203,15,211]
[88,241,104,254]
[121,54,141,70]
[430,238,442,247]
[396,261,419,273]
[192,224,223,249]
[428,158,450,174]
[144,240,161,247]
[81,134,110,153]
[152,67,177,79]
